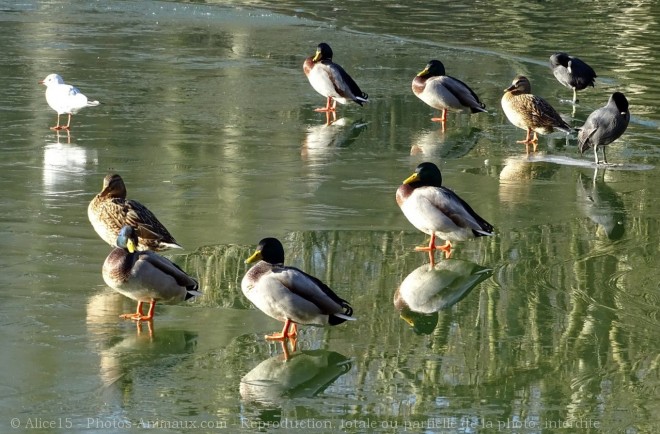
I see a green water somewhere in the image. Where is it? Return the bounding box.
[1,1,658,433]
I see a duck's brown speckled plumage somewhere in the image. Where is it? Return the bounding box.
[88,173,181,251]
[501,75,571,151]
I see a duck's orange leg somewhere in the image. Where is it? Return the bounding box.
[315,97,336,112]
[431,108,448,123]
[279,336,298,361]
[120,301,143,320]
[435,240,453,259]
[517,129,540,153]
[120,300,156,321]
[415,234,452,260]
[265,318,298,341]
[324,110,337,126]
[517,128,533,144]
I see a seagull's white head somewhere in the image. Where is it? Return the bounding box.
[39,74,65,87]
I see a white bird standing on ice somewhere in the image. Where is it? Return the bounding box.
[39,73,100,130]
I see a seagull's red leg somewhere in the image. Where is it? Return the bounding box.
[50,114,62,130]
[62,114,72,130]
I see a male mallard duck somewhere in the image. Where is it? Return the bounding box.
[303,42,368,112]
[242,237,355,341]
[412,59,486,123]
[501,75,572,152]
[549,52,597,103]
[39,73,100,130]
[396,162,494,261]
[102,226,200,321]
[88,173,182,251]
[578,92,630,165]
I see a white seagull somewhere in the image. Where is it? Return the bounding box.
[39,73,100,130]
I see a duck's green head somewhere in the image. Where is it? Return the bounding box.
[246,237,285,265]
[313,42,333,62]
[417,59,446,78]
[403,162,443,188]
[117,225,139,253]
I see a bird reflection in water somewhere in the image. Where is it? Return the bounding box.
[576,169,626,240]
[394,259,492,334]
[42,130,98,196]
[240,349,352,407]
[410,126,481,158]
[301,114,367,163]
[86,291,198,400]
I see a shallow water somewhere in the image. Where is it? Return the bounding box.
[1,1,659,433]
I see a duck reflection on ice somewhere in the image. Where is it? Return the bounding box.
[301,116,367,163]
[86,291,198,390]
[394,259,492,334]
[240,349,352,407]
[576,169,626,240]
[410,126,481,158]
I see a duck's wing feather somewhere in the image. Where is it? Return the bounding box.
[136,251,198,290]
[423,187,494,235]
[528,95,571,131]
[322,60,368,102]
[437,76,486,112]
[123,199,178,244]
[272,265,352,316]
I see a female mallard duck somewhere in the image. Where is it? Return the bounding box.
[102,226,200,321]
[549,52,597,103]
[396,162,494,262]
[39,73,100,130]
[412,60,486,123]
[88,173,181,251]
[501,75,572,152]
[303,42,368,112]
[578,92,630,165]
[242,237,355,341]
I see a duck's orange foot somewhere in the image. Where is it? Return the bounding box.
[414,245,433,252]
[120,312,153,321]
[430,116,447,122]
[50,126,68,131]
[265,320,297,341]
[120,313,153,322]
[314,107,336,112]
